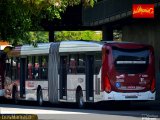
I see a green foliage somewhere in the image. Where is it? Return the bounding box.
[55,31,102,41]
[11,31,49,46]
[20,31,101,45]
[0,0,96,45]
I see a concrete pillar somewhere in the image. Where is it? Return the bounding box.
[49,30,55,42]
[102,26,113,41]
[122,21,160,100]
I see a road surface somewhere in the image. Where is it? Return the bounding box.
[0,101,160,120]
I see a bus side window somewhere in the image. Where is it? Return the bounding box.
[68,55,77,74]
[77,54,85,74]
[38,56,42,79]
[6,59,11,77]
[31,56,38,80]
[27,56,33,80]
[11,57,17,80]
[41,56,48,80]
[34,56,39,80]
[27,56,48,80]
[17,58,20,80]
[94,53,102,75]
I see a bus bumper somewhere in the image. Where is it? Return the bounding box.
[0,89,4,97]
[103,91,155,100]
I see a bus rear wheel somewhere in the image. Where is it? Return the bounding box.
[76,90,85,108]
[37,89,43,106]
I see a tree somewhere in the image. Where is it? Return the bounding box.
[55,31,102,41]
[16,31,49,45]
[24,30,101,45]
[0,0,95,45]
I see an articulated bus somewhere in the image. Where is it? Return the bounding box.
[4,41,155,107]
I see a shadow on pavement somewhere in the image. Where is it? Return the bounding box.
[1,98,160,118]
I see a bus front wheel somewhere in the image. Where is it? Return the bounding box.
[37,89,43,106]
[76,90,85,108]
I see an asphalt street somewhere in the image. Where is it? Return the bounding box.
[0,100,160,120]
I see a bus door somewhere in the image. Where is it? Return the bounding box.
[20,58,26,98]
[86,55,94,102]
[59,56,67,100]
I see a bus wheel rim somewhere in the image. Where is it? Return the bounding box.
[39,91,43,105]
[39,95,42,105]
[79,96,84,107]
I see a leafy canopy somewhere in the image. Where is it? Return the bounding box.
[24,30,101,45]
[55,31,102,41]
[0,0,95,45]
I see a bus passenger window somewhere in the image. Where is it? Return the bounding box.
[77,54,85,74]
[27,56,33,80]
[41,56,48,80]
[69,55,77,74]
[34,63,39,79]
[31,56,39,80]
[6,59,11,77]
[94,53,102,75]
[6,58,15,78]
[11,57,17,80]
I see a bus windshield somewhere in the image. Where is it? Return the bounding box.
[112,47,149,74]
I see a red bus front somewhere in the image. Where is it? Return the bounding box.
[102,43,155,100]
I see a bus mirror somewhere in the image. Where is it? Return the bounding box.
[106,50,110,54]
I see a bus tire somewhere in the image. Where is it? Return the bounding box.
[76,90,85,108]
[12,87,18,104]
[37,89,43,106]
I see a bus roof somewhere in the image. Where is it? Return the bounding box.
[102,41,151,46]
[20,41,103,56]
[9,40,151,56]
[59,41,103,53]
